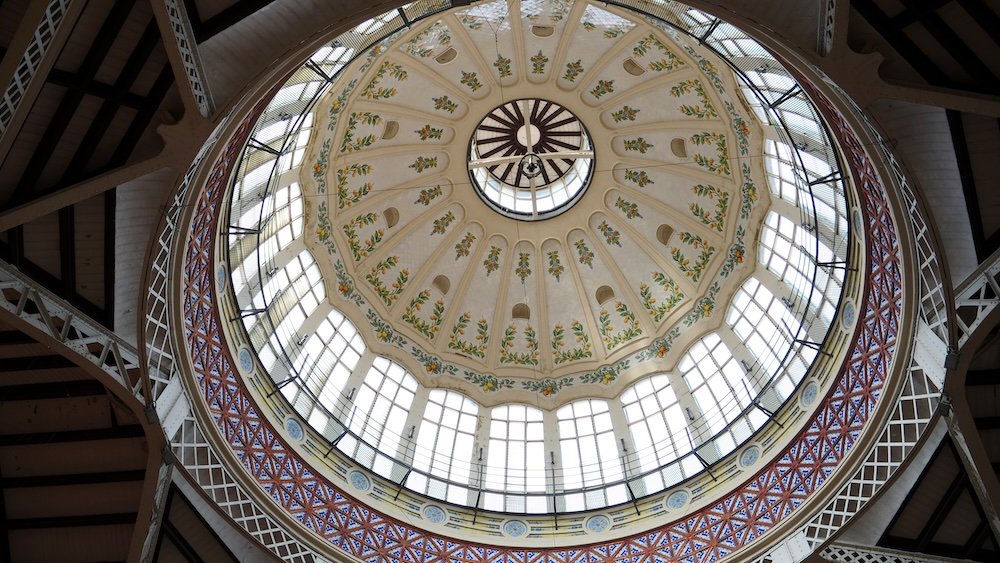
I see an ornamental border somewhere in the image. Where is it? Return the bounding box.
[174,57,904,563]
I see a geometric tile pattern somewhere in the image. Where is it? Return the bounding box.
[178,72,903,563]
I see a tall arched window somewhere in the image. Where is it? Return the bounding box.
[411,390,479,504]
[484,404,546,512]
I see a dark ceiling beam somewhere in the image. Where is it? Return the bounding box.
[59,20,160,187]
[194,0,278,42]
[7,0,138,207]
[957,0,1000,45]
[965,369,1000,386]
[0,467,9,563]
[0,379,106,401]
[104,189,115,329]
[853,0,955,87]
[6,512,137,530]
[897,0,1000,87]
[973,416,1000,429]
[915,472,969,550]
[948,110,989,260]
[106,64,173,171]
[58,206,75,301]
[889,0,953,28]
[0,330,36,345]
[46,69,148,110]
[0,354,76,371]
[0,424,144,446]
[3,469,146,488]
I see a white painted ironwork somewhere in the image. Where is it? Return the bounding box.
[0,0,71,137]
[821,542,965,563]
[0,259,146,404]
[820,0,836,56]
[163,0,214,117]
[954,247,1000,347]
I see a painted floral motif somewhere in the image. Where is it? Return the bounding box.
[340,112,381,153]
[312,138,332,193]
[432,95,458,113]
[404,25,445,57]
[611,106,639,123]
[326,82,355,131]
[431,211,455,235]
[683,284,721,327]
[522,377,572,397]
[579,363,627,385]
[598,220,622,247]
[574,239,594,267]
[633,34,684,72]
[414,185,443,205]
[720,226,746,277]
[464,371,514,392]
[409,156,438,173]
[460,70,483,92]
[563,60,584,81]
[672,232,715,282]
[546,251,564,281]
[670,79,718,119]
[336,163,373,209]
[315,201,336,254]
[513,252,532,283]
[636,327,682,361]
[454,232,476,259]
[483,245,502,275]
[361,61,407,99]
[365,256,409,306]
[614,196,642,219]
[641,272,684,322]
[690,184,729,232]
[599,302,643,350]
[690,131,731,175]
[459,14,483,30]
[415,124,443,140]
[402,290,446,339]
[493,54,512,78]
[551,321,592,364]
[603,26,628,38]
[342,211,383,262]
[499,324,539,365]
[366,309,405,346]
[590,79,614,98]
[726,101,752,155]
[623,168,653,187]
[530,50,549,74]
[582,21,595,31]
[411,347,457,376]
[335,260,364,306]
[448,313,489,358]
[740,164,758,219]
[623,137,653,154]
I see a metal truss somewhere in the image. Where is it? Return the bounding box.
[0,258,146,405]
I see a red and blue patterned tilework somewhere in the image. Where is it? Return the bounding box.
[179,85,902,562]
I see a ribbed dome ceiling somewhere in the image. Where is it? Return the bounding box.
[305,0,775,404]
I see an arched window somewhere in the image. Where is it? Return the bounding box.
[484,405,546,512]
[411,390,479,504]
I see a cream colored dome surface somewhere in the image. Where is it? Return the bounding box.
[306,0,772,404]
[179,0,909,558]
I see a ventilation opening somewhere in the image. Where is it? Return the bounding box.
[382,120,399,140]
[596,286,615,305]
[670,138,687,158]
[435,47,457,64]
[531,25,554,37]
[384,207,399,228]
[623,58,645,76]
[512,303,530,320]
[432,275,450,295]
[656,225,673,245]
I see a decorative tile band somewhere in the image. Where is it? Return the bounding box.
[178,75,903,563]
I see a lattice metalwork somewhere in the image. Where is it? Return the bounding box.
[821,542,963,563]
[0,0,71,137]
[163,0,214,117]
[0,259,146,404]
[954,249,1000,347]
[821,0,837,56]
